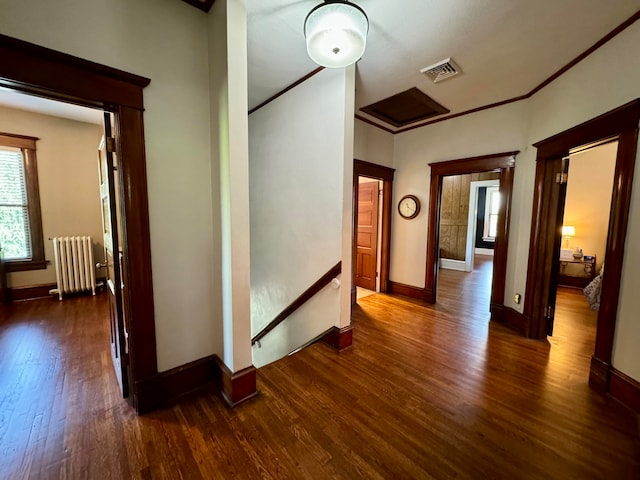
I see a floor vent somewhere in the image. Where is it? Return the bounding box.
[420,58,462,83]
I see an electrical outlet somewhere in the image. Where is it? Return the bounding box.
[514,293,521,305]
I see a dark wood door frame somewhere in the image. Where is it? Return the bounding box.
[525,100,640,390]
[0,34,157,412]
[425,152,518,306]
[352,160,395,304]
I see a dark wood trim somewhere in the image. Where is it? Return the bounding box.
[252,261,342,345]
[589,356,610,391]
[388,281,430,301]
[353,160,395,298]
[528,10,640,97]
[425,152,518,304]
[0,133,45,271]
[0,34,149,110]
[214,356,258,407]
[363,11,640,135]
[0,132,38,149]
[23,146,45,269]
[181,0,215,13]
[0,34,157,413]
[490,304,528,336]
[0,252,7,304]
[135,355,219,414]
[525,100,640,385]
[9,282,56,301]
[4,260,48,273]
[116,106,158,385]
[248,67,325,115]
[396,95,529,134]
[609,368,640,415]
[355,114,395,134]
[320,325,353,351]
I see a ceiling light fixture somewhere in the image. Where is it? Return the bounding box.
[304,0,369,68]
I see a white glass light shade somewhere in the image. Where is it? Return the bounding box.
[561,225,575,237]
[304,1,369,68]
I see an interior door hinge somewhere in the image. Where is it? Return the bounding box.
[544,306,554,318]
[555,173,568,184]
[106,137,116,153]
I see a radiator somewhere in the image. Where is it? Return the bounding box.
[52,236,96,300]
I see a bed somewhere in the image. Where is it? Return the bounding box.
[583,264,604,310]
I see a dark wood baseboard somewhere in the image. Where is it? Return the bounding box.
[214,356,258,408]
[608,368,640,415]
[134,354,257,413]
[589,356,610,391]
[135,355,220,414]
[7,278,107,302]
[321,325,353,351]
[389,281,430,301]
[9,282,56,301]
[490,304,528,335]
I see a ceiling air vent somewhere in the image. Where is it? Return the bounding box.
[420,58,462,83]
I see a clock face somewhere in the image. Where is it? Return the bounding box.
[398,195,420,219]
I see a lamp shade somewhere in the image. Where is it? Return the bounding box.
[304,1,369,68]
[561,225,575,237]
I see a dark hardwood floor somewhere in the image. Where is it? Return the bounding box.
[1,272,638,479]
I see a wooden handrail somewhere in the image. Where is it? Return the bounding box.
[251,261,342,346]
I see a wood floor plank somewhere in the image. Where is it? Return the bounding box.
[0,265,639,479]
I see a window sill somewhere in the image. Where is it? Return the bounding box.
[4,260,48,272]
[482,237,496,243]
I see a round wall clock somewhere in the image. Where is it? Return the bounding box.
[398,194,420,219]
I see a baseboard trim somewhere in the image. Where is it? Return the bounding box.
[609,368,640,415]
[214,356,258,408]
[134,354,257,413]
[389,281,430,301]
[439,259,466,271]
[490,303,528,335]
[135,354,219,413]
[321,325,353,351]
[589,356,610,391]
[10,282,56,301]
[9,278,107,302]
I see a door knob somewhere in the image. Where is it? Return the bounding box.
[96,262,107,268]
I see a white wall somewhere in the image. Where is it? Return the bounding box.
[392,101,530,288]
[354,119,394,168]
[0,106,103,288]
[388,20,640,382]
[209,0,253,373]
[249,67,353,367]
[563,142,618,270]
[526,21,640,382]
[0,0,217,372]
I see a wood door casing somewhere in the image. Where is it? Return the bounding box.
[525,100,640,394]
[356,180,379,290]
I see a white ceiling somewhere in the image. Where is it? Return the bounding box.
[247,0,640,130]
[0,87,103,125]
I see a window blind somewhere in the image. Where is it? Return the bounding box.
[0,147,32,260]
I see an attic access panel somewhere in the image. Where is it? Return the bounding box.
[181,0,214,12]
[360,87,450,127]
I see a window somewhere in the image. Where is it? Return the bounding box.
[482,186,500,242]
[0,133,45,271]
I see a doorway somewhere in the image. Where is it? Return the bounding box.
[0,34,157,412]
[524,100,640,391]
[355,177,381,297]
[425,152,517,314]
[352,159,395,304]
[550,140,617,363]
